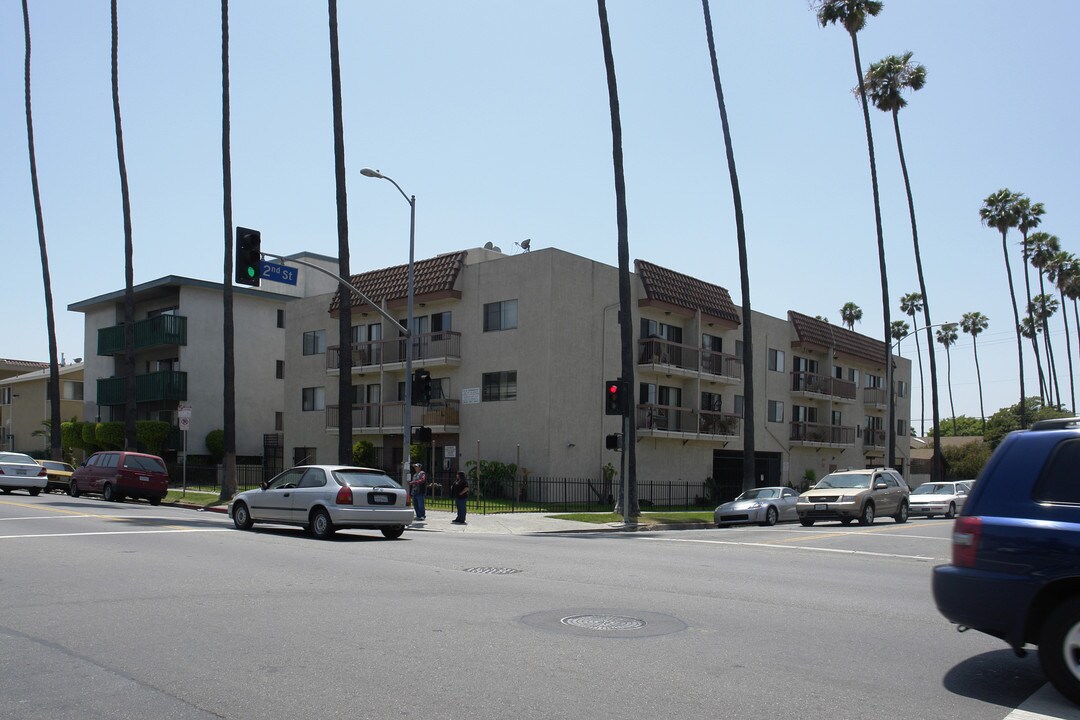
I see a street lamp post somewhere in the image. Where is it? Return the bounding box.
[361,168,416,488]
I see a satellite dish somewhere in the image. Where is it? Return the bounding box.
[484,241,494,249]
[521,238,531,251]
[492,246,502,253]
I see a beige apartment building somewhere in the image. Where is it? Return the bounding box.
[69,246,911,497]
[0,360,85,453]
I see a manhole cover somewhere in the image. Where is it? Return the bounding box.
[463,567,521,575]
[561,614,646,631]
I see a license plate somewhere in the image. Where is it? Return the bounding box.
[371,494,390,504]
[815,504,828,511]
[15,469,27,476]
[140,476,149,482]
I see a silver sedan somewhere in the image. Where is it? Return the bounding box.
[229,465,413,539]
[908,481,971,519]
[714,486,800,527]
[0,452,48,496]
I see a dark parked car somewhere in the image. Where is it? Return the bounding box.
[932,418,1080,705]
[69,451,170,505]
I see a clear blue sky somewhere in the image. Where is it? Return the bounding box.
[2,1,1077,429]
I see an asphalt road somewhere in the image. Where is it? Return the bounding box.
[1,494,1077,720]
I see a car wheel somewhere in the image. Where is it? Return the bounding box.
[69,480,79,497]
[924,514,934,519]
[29,488,40,497]
[148,497,161,506]
[799,518,815,527]
[1,488,11,494]
[894,501,909,524]
[840,518,854,526]
[103,483,115,502]
[1038,595,1080,705]
[310,508,335,539]
[945,502,956,520]
[381,525,405,540]
[761,506,779,527]
[858,502,876,526]
[232,502,254,530]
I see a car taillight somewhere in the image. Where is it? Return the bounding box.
[38,467,47,476]
[335,486,353,505]
[952,516,982,568]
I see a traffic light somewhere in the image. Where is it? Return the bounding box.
[235,226,261,286]
[411,369,433,406]
[605,433,623,451]
[605,379,628,415]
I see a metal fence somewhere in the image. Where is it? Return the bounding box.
[166,463,272,494]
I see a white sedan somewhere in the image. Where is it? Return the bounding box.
[908,481,972,519]
[0,452,48,496]
[229,465,413,539]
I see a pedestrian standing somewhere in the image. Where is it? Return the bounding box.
[409,463,427,521]
[450,471,469,524]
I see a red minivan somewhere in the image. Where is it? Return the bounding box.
[69,451,170,505]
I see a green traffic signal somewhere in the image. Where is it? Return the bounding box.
[247,266,255,278]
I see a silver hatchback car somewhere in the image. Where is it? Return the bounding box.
[229,465,413,539]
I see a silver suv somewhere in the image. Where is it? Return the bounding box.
[797,468,909,526]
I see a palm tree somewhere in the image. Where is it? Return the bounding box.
[596,0,637,517]
[1046,250,1076,412]
[980,189,1027,426]
[891,320,909,350]
[960,312,989,435]
[816,0,894,467]
[327,0,353,463]
[1030,232,1062,406]
[219,0,237,502]
[899,292,926,435]
[839,301,863,331]
[699,0,755,493]
[863,52,943,480]
[20,0,62,462]
[110,0,137,450]
[1030,293,1061,407]
[1016,197,1047,402]
[936,323,958,435]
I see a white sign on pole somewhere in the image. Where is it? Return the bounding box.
[461,388,481,405]
[178,415,191,431]
[445,445,457,459]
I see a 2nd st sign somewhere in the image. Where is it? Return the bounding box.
[260,261,298,286]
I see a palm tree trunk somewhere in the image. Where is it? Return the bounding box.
[891,110,940,479]
[22,0,62,461]
[1037,271,1061,407]
[700,0,755,492]
[849,31,894,468]
[597,0,637,517]
[1002,230,1028,427]
[973,338,986,435]
[1021,233,1047,403]
[219,0,237,501]
[1058,287,1075,413]
[909,316,925,434]
[946,347,956,435]
[111,0,137,450]
[328,0,353,463]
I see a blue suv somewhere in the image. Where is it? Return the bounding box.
[933,418,1080,705]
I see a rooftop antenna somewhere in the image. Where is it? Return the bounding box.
[514,238,532,253]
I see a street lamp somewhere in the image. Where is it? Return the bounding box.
[360,168,417,488]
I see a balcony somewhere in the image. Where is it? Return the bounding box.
[97,371,188,406]
[325,399,460,435]
[97,315,187,356]
[638,338,742,384]
[327,331,462,373]
[636,404,740,441]
[863,387,887,408]
[863,428,886,448]
[789,421,855,447]
[791,371,857,403]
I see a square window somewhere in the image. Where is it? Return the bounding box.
[768,348,785,372]
[768,400,784,423]
[302,386,325,412]
[482,371,517,401]
[483,300,518,332]
[303,330,326,356]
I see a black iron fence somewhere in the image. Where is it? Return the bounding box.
[166,463,273,494]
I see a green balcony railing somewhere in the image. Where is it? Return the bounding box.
[97,315,187,356]
[97,371,188,406]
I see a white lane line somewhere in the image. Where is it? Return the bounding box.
[0,528,231,540]
[649,536,935,561]
[0,515,108,521]
[1005,683,1080,719]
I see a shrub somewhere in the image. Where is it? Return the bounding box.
[94,422,125,450]
[941,441,992,480]
[136,420,171,454]
[464,459,518,498]
[352,440,377,467]
[205,429,225,463]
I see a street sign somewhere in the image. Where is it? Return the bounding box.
[177,404,192,431]
[259,261,298,286]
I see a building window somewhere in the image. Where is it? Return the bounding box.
[733,395,744,417]
[482,371,517,401]
[701,334,722,352]
[302,386,325,411]
[768,400,784,423]
[303,330,326,356]
[431,311,452,333]
[768,348,785,372]
[897,419,907,436]
[793,405,817,423]
[483,300,518,332]
[701,392,722,412]
[865,373,882,389]
[735,340,744,359]
[848,368,860,385]
[0,387,10,405]
[277,309,285,328]
[897,380,908,398]
[832,410,843,426]
[275,412,284,432]
[276,360,284,379]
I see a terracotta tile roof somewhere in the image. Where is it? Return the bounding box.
[328,251,467,313]
[634,260,741,325]
[788,311,888,366]
[0,359,49,370]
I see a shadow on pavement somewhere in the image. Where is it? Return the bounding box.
[942,648,1047,707]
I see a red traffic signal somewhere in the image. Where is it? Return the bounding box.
[605,379,627,415]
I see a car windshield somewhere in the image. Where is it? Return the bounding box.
[814,473,870,489]
[334,469,401,489]
[913,483,956,496]
[39,461,73,471]
[737,488,779,500]
[0,452,38,465]
[123,455,167,473]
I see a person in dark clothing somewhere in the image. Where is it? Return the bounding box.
[450,471,469,524]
